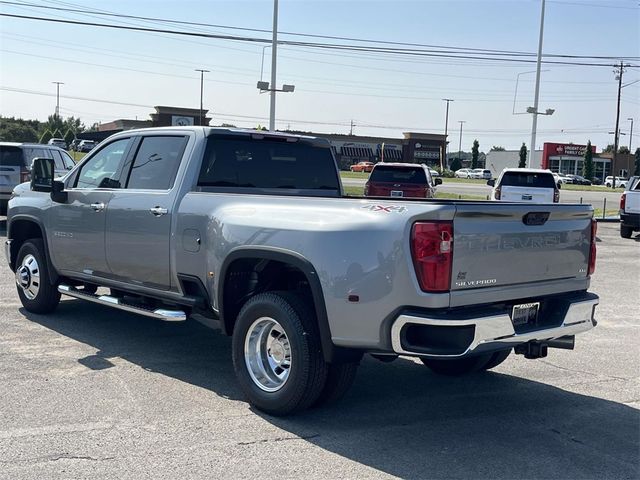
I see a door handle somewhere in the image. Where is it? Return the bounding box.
[149,206,168,216]
[90,202,105,212]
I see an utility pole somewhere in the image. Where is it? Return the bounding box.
[195,69,209,126]
[529,0,546,167]
[442,98,454,171]
[52,81,64,118]
[458,121,466,164]
[628,117,634,152]
[268,0,279,131]
[612,61,625,189]
[349,119,355,136]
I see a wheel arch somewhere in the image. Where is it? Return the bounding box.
[218,247,358,363]
[8,215,59,284]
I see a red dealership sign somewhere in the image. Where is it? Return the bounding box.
[541,142,597,169]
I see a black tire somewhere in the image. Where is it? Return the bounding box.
[313,362,358,407]
[620,225,633,239]
[481,349,511,371]
[231,291,328,416]
[82,284,98,294]
[421,353,493,376]
[15,239,60,314]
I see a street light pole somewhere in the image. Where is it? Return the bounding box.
[612,61,624,189]
[52,81,64,117]
[195,69,210,126]
[442,98,454,171]
[269,0,279,131]
[628,117,634,152]
[529,0,546,167]
[458,120,466,164]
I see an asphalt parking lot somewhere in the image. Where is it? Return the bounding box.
[0,218,638,480]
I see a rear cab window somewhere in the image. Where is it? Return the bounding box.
[197,136,340,196]
[500,172,556,189]
[370,165,428,184]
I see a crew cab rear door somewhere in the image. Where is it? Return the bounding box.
[105,134,189,290]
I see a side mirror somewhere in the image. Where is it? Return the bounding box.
[487,179,495,187]
[30,157,54,192]
[51,180,68,203]
[435,178,442,186]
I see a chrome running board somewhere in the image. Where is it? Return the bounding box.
[58,284,187,322]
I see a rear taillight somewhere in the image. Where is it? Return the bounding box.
[553,188,560,203]
[588,219,597,276]
[620,193,626,212]
[20,171,31,183]
[494,186,501,200]
[364,182,370,196]
[411,221,453,292]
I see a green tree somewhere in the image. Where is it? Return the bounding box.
[471,139,480,169]
[618,146,630,155]
[490,145,505,152]
[518,143,527,168]
[602,144,615,154]
[635,147,640,176]
[449,158,462,172]
[0,116,40,142]
[583,140,594,180]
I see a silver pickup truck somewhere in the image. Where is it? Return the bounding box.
[5,127,599,415]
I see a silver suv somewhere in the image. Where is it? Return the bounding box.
[0,142,75,215]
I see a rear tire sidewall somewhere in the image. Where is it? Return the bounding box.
[232,292,326,415]
[620,225,633,239]
[15,239,60,314]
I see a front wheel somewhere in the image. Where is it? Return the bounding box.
[621,224,633,239]
[15,239,60,314]
[232,292,328,416]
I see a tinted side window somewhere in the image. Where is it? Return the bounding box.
[61,150,75,169]
[370,166,427,184]
[50,150,65,170]
[22,147,50,166]
[198,138,339,192]
[500,172,556,188]
[75,138,131,189]
[126,136,188,190]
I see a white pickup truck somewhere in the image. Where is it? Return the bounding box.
[620,176,640,238]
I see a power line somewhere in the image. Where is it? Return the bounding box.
[0,12,637,67]
[4,0,637,59]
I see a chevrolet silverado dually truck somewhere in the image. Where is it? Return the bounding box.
[5,127,599,415]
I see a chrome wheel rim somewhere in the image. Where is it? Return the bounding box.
[16,254,40,300]
[244,317,292,392]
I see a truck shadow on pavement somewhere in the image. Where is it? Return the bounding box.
[24,298,639,480]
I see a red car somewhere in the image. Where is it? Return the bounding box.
[350,161,374,173]
[364,163,441,198]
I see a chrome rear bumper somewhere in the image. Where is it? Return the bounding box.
[391,295,598,358]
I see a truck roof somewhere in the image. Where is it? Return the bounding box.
[115,126,330,147]
[501,168,553,175]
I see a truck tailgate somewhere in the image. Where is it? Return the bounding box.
[624,191,640,214]
[500,186,554,203]
[451,203,592,292]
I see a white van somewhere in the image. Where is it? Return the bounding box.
[488,168,559,203]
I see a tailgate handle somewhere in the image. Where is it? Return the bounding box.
[523,212,550,226]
